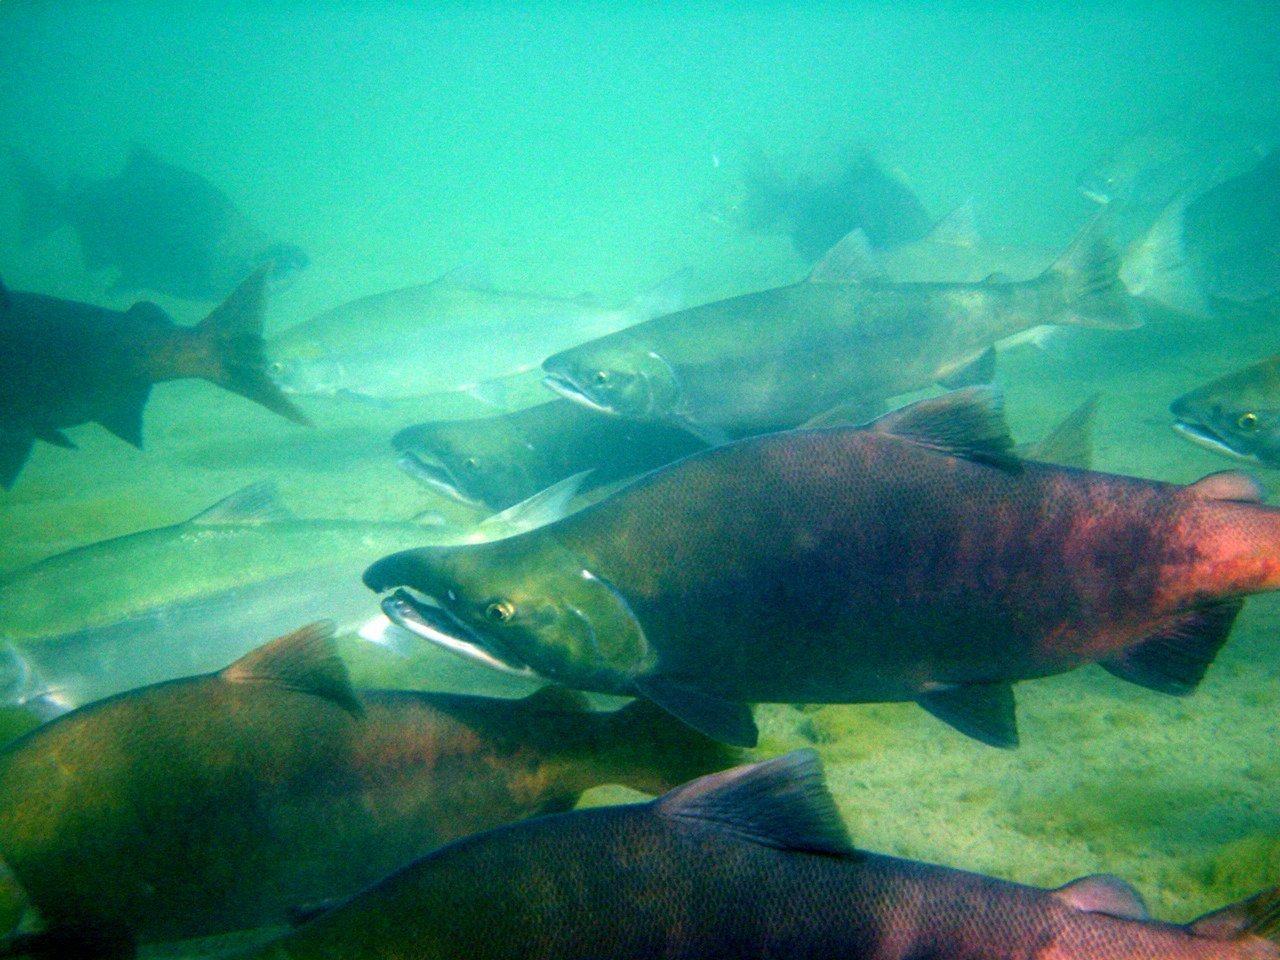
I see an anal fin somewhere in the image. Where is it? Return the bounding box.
[1101,601,1242,695]
[634,676,758,748]
[917,682,1018,748]
[95,381,152,448]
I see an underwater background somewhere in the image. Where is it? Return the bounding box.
[2,0,1280,949]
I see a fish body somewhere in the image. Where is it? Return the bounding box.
[269,274,667,404]
[393,398,707,511]
[542,233,1137,440]
[0,482,561,712]
[1181,150,1280,305]
[0,269,310,488]
[1171,355,1280,466]
[235,751,1280,960]
[366,389,1277,748]
[13,147,308,300]
[0,624,735,951]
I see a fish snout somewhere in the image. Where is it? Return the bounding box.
[362,547,448,595]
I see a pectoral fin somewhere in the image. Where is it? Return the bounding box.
[634,676,758,747]
[1101,601,1241,695]
[917,682,1018,748]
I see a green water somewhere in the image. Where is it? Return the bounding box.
[1,1,1279,952]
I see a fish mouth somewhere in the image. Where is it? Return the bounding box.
[1078,187,1112,205]
[380,588,536,679]
[541,373,617,416]
[1171,419,1260,464]
[394,452,480,507]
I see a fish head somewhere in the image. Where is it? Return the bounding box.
[266,349,345,397]
[542,340,680,422]
[364,537,650,692]
[392,420,536,510]
[1171,358,1280,467]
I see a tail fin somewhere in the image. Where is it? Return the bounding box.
[1041,223,1143,330]
[1189,884,1280,954]
[600,697,745,796]
[191,267,313,427]
[8,151,65,245]
[1120,196,1210,318]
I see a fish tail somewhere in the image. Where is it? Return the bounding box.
[188,266,313,427]
[1041,222,1142,331]
[1188,884,1280,957]
[600,697,745,795]
[1119,196,1210,318]
[9,150,65,245]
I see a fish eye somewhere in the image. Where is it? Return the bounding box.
[592,371,609,386]
[463,457,479,471]
[1238,412,1260,431]
[484,600,515,623]
[269,360,285,374]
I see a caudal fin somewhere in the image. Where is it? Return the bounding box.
[601,697,745,796]
[1189,884,1280,955]
[1120,196,1210,318]
[192,267,313,427]
[1041,224,1143,331]
[9,150,65,245]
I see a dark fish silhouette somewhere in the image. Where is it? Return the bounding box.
[367,388,1276,749]
[232,751,1280,960]
[742,150,933,260]
[12,147,308,301]
[0,267,310,488]
[0,623,736,956]
[1183,149,1280,305]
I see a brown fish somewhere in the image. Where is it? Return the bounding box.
[0,266,310,488]
[366,387,1277,749]
[232,750,1280,960]
[0,623,735,956]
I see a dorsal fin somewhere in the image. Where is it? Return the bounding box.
[1053,875,1150,920]
[189,481,293,525]
[480,470,591,534]
[1188,471,1266,503]
[656,750,853,856]
[808,229,883,283]
[220,621,362,716]
[519,685,591,714]
[1025,395,1099,469]
[867,387,1020,472]
[927,198,980,247]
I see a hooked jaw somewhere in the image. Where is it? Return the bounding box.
[1170,393,1269,465]
[363,551,535,679]
[393,450,480,507]
[540,371,618,416]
